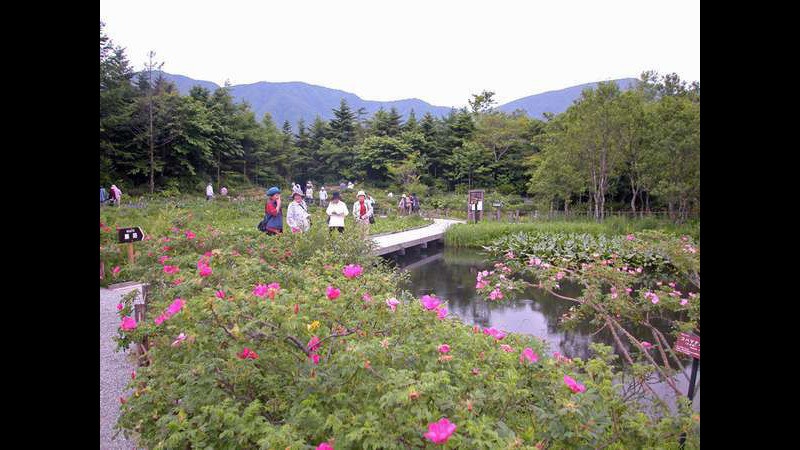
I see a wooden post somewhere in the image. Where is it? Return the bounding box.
[127,242,135,265]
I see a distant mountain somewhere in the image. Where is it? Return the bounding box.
[155,72,639,127]
[498,78,639,119]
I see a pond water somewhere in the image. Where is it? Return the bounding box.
[386,243,699,413]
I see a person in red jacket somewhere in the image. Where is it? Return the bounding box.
[263,186,283,235]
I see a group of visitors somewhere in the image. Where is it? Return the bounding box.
[397,193,420,215]
[260,186,376,236]
[204,182,231,201]
[100,185,122,206]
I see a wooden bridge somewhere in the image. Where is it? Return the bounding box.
[371,218,465,256]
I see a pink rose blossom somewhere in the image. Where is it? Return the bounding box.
[185,231,196,240]
[266,282,281,299]
[420,294,441,310]
[326,285,341,300]
[505,251,515,259]
[641,341,653,349]
[556,271,565,280]
[520,347,538,364]
[489,288,504,300]
[116,303,123,311]
[167,298,185,316]
[644,291,660,304]
[438,344,450,353]
[680,299,689,306]
[424,418,457,444]
[252,284,268,297]
[483,327,507,340]
[163,265,180,274]
[316,443,334,450]
[500,344,514,352]
[154,314,166,325]
[307,336,321,352]
[171,333,187,347]
[362,293,373,303]
[475,280,488,289]
[310,353,320,364]
[199,265,212,277]
[215,290,226,299]
[342,264,363,279]
[112,266,121,275]
[564,375,586,393]
[131,370,136,380]
[436,306,448,320]
[237,347,259,360]
[120,316,137,331]
[626,234,635,241]
[636,267,642,273]
[386,297,400,312]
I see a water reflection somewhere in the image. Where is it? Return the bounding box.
[385,244,699,412]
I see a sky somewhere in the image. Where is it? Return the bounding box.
[100,0,699,108]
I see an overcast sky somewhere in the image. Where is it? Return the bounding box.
[100,0,699,108]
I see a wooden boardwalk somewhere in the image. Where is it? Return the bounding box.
[371,218,465,256]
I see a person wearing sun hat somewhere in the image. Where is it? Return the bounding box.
[287,190,311,233]
[262,186,283,235]
[326,191,348,234]
[352,190,373,235]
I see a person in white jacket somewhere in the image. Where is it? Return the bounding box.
[206,182,214,201]
[352,190,373,235]
[319,187,328,207]
[286,192,311,233]
[326,191,348,234]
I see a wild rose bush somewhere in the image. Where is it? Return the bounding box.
[106,202,699,448]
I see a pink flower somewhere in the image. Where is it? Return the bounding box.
[641,341,653,349]
[158,255,170,264]
[644,291,660,304]
[131,370,136,380]
[626,288,633,294]
[668,282,676,288]
[529,257,542,266]
[171,333,187,347]
[688,292,697,298]
[310,353,320,365]
[307,336,321,352]
[680,299,689,306]
[203,251,212,257]
[154,314,166,325]
[167,298,185,316]
[120,316,137,331]
[237,347,259,360]
[116,303,123,311]
[162,245,171,252]
[362,293,373,303]
[564,375,586,393]
[475,280,488,289]
[386,297,400,312]
[267,282,281,299]
[163,265,180,274]
[505,251,515,259]
[500,344,514,352]
[172,277,184,286]
[326,285,341,300]
[215,290,226,299]
[520,347,539,364]
[252,284,268,297]
[438,344,450,354]
[610,287,618,299]
[199,265,212,277]
[556,271,565,280]
[489,288,504,301]
[436,307,448,320]
[636,267,642,273]
[424,417,457,444]
[185,231,196,240]
[342,264,363,279]
[316,443,334,450]
[626,234,635,241]
[420,294,441,310]
[112,266,121,275]
[483,327,507,340]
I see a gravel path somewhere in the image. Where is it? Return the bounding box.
[100,287,137,449]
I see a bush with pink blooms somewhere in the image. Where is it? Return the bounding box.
[106,200,699,448]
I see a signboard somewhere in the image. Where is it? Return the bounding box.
[674,332,700,359]
[467,190,484,222]
[117,227,145,243]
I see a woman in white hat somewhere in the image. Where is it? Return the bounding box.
[352,190,373,235]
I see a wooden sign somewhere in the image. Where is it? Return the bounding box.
[674,332,700,359]
[117,227,145,243]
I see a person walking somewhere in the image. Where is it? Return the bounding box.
[109,185,122,206]
[353,190,373,235]
[411,193,420,214]
[326,191,348,234]
[319,186,328,207]
[206,182,214,201]
[220,186,228,197]
[287,191,311,233]
[100,186,108,205]
[405,193,412,215]
[305,182,314,206]
[398,194,407,216]
[263,186,283,235]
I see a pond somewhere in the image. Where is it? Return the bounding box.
[386,243,699,413]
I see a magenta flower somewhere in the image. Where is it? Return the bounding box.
[386,297,400,312]
[199,265,212,277]
[362,293,373,303]
[626,234,635,241]
[520,347,539,364]
[556,271,565,280]
[112,266,121,275]
[326,285,341,300]
[644,291,660,304]
[252,284,268,297]
[307,336,321,352]
[310,353,320,365]
[436,306,448,320]
[641,341,653,349]
[237,347,258,360]
[154,314,166,325]
[267,282,281,299]
[167,298,185,316]
[625,288,633,294]
[158,255,170,264]
[483,327,507,340]
[564,375,586,393]
[438,344,450,354]
[171,333,187,347]
[475,280,488,289]
[420,294,441,310]
[172,277,184,286]
[316,443,334,450]
[680,298,689,306]
[215,290,226,299]
[185,230,196,240]
[489,288,504,301]
[424,418,457,444]
[342,264,363,279]
[163,265,180,274]
[120,316,137,331]
[500,344,514,352]
[116,303,123,311]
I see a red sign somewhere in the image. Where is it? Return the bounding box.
[674,333,700,359]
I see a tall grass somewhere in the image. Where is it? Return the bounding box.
[444,218,699,248]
